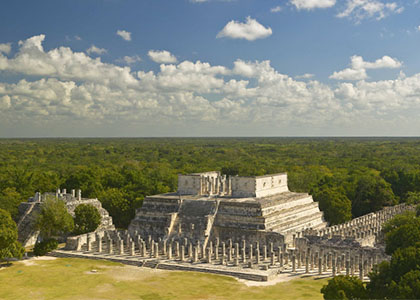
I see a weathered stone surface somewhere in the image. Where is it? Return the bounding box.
[128,172,326,247]
[17,189,115,247]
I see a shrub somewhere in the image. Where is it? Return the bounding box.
[33,238,58,256]
[74,204,101,235]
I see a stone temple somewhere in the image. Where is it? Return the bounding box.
[128,172,327,248]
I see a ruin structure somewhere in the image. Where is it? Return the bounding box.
[128,172,327,248]
[17,189,115,247]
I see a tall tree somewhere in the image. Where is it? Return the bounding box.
[36,196,74,239]
[0,209,24,262]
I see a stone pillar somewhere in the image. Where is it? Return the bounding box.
[130,241,135,256]
[332,254,336,277]
[209,241,213,258]
[163,240,167,256]
[346,259,350,276]
[242,246,247,263]
[119,240,124,255]
[249,244,253,262]
[97,236,102,253]
[278,248,282,263]
[256,247,260,264]
[168,243,172,260]
[235,243,239,260]
[142,241,147,257]
[318,256,322,275]
[263,245,267,261]
[189,243,193,259]
[175,242,180,258]
[181,245,185,262]
[292,253,296,272]
[108,240,113,254]
[234,257,239,266]
[155,242,159,258]
[193,246,198,263]
[202,243,206,260]
[207,247,212,264]
[280,252,284,268]
[214,242,219,260]
[305,254,309,273]
[221,242,226,262]
[271,252,275,266]
[87,235,92,252]
[297,251,302,269]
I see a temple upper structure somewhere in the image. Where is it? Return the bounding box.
[177,172,288,198]
[129,171,327,247]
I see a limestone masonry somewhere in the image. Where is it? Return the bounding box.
[17,189,115,247]
[128,172,327,248]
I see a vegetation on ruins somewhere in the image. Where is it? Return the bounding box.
[33,238,59,256]
[1,138,420,228]
[35,196,74,239]
[321,212,420,300]
[0,209,24,262]
[73,204,101,235]
[320,275,367,300]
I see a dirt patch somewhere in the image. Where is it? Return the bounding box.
[237,273,298,287]
[105,265,167,281]
[20,256,57,266]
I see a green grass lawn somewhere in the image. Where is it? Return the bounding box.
[0,257,328,300]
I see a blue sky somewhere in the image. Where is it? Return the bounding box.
[0,0,420,137]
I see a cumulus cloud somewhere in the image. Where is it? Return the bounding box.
[116,30,132,41]
[118,55,142,65]
[337,0,404,22]
[295,73,315,79]
[0,43,12,55]
[1,35,420,136]
[86,45,107,55]
[271,6,282,12]
[330,55,402,80]
[216,17,272,41]
[148,50,177,64]
[290,0,336,10]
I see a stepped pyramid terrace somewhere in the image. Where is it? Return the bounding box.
[60,171,414,282]
[128,172,328,247]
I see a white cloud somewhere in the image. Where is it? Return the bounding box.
[290,0,336,10]
[330,55,402,80]
[295,73,315,79]
[2,35,420,136]
[148,50,177,64]
[337,0,404,22]
[86,45,107,55]
[271,6,282,12]
[216,17,272,41]
[0,43,12,55]
[118,55,142,65]
[116,30,132,41]
[75,35,82,41]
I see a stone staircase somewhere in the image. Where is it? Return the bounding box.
[167,199,218,247]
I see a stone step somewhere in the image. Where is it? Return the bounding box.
[269,211,325,232]
[264,203,321,229]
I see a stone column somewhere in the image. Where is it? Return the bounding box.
[292,252,296,272]
[193,246,198,263]
[207,247,212,264]
[87,235,92,252]
[222,242,226,262]
[108,239,113,254]
[242,246,247,263]
[97,236,102,253]
[228,244,232,262]
[189,243,193,259]
[163,240,167,256]
[280,252,284,268]
[181,245,185,262]
[130,241,135,256]
[305,254,309,273]
[318,256,322,275]
[332,253,336,277]
[175,242,180,258]
[249,244,253,262]
[346,259,350,276]
[119,240,124,255]
[168,243,172,260]
[271,252,275,266]
[263,245,267,261]
[155,242,159,258]
[142,241,147,257]
[235,243,239,260]
[256,247,260,264]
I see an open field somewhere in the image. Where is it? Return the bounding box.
[0,257,328,300]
